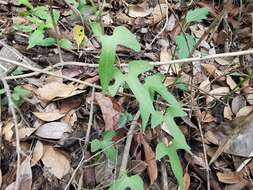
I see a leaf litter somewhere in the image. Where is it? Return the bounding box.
[1,0,253,189]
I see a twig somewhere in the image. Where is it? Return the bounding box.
[64,87,95,190]
[0,56,100,89]
[196,117,210,190]
[0,77,21,190]
[119,111,140,176]
[84,87,95,146]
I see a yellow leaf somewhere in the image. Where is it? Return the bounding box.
[72,25,85,49]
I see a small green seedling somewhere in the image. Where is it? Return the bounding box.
[0,86,30,106]
[15,0,72,49]
[90,130,118,161]
[109,174,144,190]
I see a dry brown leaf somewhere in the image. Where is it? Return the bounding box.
[31,140,44,166]
[33,112,65,122]
[35,122,72,139]
[231,95,246,115]
[147,4,168,24]
[61,110,77,126]
[207,87,230,103]
[183,171,190,190]
[19,127,37,140]
[128,160,147,175]
[142,140,157,185]
[226,75,237,91]
[5,157,32,190]
[94,93,122,130]
[236,106,253,117]
[202,64,217,77]
[42,146,70,179]
[36,82,76,102]
[199,78,211,93]
[127,4,152,18]
[224,104,234,120]
[209,111,253,163]
[201,111,215,123]
[3,121,14,142]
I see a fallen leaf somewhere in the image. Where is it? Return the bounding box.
[199,78,211,93]
[19,127,37,140]
[226,75,237,91]
[36,82,76,102]
[209,111,253,163]
[33,111,65,121]
[94,93,122,130]
[224,104,233,120]
[236,106,253,117]
[5,157,32,190]
[3,121,14,142]
[35,122,72,139]
[231,96,247,115]
[147,4,168,24]
[31,140,44,166]
[128,160,147,175]
[127,4,152,18]
[183,171,190,190]
[142,139,157,185]
[72,25,86,49]
[202,64,217,77]
[42,146,71,179]
[207,87,230,103]
[61,109,77,126]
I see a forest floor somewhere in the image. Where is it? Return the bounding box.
[1,0,253,190]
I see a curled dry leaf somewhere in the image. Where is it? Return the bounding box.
[94,93,122,130]
[224,104,233,120]
[35,122,72,140]
[127,4,152,18]
[5,157,32,190]
[183,171,190,190]
[31,140,44,166]
[226,75,237,92]
[36,82,76,102]
[142,139,158,185]
[42,146,71,179]
[61,110,77,126]
[33,112,65,122]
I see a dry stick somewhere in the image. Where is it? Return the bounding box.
[119,111,140,177]
[197,118,210,190]
[0,56,100,89]
[0,77,21,190]
[64,87,95,190]
[4,48,253,80]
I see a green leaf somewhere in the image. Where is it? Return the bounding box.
[93,23,141,93]
[13,86,30,97]
[32,6,49,20]
[186,8,209,24]
[0,89,5,95]
[13,24,34,32]
[90,130,118,161]
[119,112,134,128]
[45,10,60,28]
[174,78,188,91]
[156,142,184,189]
[59,38,73,49]
[176,34,195,59]
[18,0,33,9]
[28,29,55,48]
[109,174,144,190]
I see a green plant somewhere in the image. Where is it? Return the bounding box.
[15,0,72,49]
[90,130,118,161]
[91,22,191,189]
[176,7,209,58]
[109,174,144,190]
[0,86,30,106]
